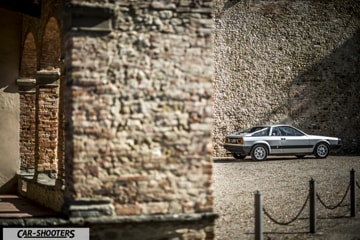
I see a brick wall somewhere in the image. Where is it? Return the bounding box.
[36,84,59,173]
[18,0,66,212]
[19,32,37,171]
[41,17,62,70]
[20,33,37,78]
[19,91,36,170]
[19,2,65,177]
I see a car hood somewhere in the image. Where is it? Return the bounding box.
[306,135,340,141]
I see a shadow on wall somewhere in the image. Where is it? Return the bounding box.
[291,30,360,154]
[0,176,17,194]
[1,83,19,93]
[223,0,239,11]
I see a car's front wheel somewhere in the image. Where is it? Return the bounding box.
[251,144,268,161]
[314,142,329,158]
[232,153,246,159]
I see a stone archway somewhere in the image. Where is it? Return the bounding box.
[40,17,61,70]
[34,17,62,181]
[20,32,37,78]
[18,32,37,176]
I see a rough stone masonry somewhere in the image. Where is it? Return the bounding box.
[62,0,215,221]
[213,0,360,157]
[11,1,217,239]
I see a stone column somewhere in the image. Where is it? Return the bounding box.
[56,74,65,189]
[59,5,216,237]
[17,78,36,175]
[59,3,116,217]
[34,70,60,182]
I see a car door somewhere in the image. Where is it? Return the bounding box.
[278,126,311,154]
[267,127,283,154]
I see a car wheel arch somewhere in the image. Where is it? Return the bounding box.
[313,141,330,158]
[250,143,270,161]
[312,140,330,151]
[252,141,271,154]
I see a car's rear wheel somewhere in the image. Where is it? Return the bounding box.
[232,153,246,159]
[314,142,329,158]
[251,144,268,161]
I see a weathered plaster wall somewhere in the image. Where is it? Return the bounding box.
[0,9,21,193]
[214,0,360,156]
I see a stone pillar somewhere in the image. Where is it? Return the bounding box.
[59,2,216,238]
[60,3,116,217]
[56,74,65,188]
[34,70,60,181]
[17,78,36,174]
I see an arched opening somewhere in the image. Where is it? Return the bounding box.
[17,15,65,212]
[18,32,37,182]
[34,16,62,182]
[20,32,37,78]
[40,17,61,70]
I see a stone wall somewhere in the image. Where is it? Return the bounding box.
[87,216,215,240]
[18,178,64,212]
[10,1,217,236]
[63,0,214,218]
[213,0,360,157]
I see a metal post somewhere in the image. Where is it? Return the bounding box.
[255,191,263,240]
[309,178,316,233]
[351,168,356,217]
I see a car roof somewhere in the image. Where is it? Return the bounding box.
[255,124,292,128]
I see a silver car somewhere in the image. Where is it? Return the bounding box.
[223,125,342,161]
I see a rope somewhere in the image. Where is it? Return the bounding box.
[316,183,350,210]
[260,173,357,228]
[263,193,309,226]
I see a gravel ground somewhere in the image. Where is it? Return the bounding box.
[213,156,360,240]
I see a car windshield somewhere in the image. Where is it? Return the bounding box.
[233,126,269,135]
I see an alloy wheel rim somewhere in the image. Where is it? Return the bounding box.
[255,147,266,160]
[317,144,328,157]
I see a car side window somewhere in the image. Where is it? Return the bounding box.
[279,126,304,136]
[272,127,282,136]
[252,128,270,136]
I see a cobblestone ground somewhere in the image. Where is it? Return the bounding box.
[213,156,360,240]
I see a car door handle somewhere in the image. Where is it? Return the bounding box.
[281,138,286,140]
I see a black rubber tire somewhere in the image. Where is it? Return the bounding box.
[232,153,246,159]
[251,144,268,161]
[314,142,329,158]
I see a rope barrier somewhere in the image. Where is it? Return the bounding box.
[316,183,350,210]
[356,180,360,189]
[263,193,309,226]
[255,169,358,239]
